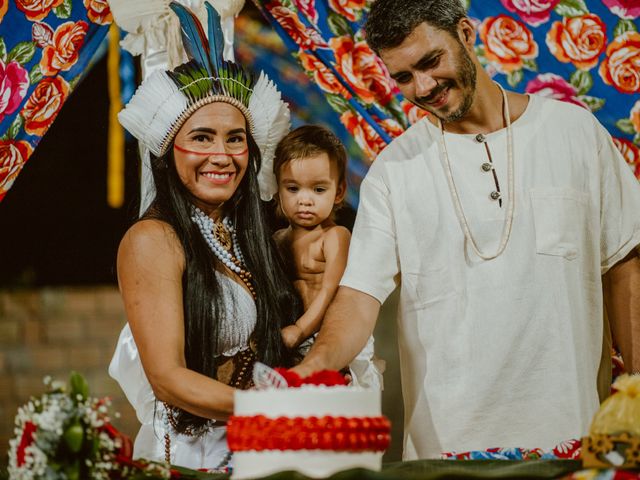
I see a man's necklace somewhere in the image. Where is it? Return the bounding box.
[437,83,515,261]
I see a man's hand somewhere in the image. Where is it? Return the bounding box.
[289,287,381,378]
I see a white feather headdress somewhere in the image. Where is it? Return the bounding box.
[117,1,288,201]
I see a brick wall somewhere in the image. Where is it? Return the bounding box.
[0,287,138,466]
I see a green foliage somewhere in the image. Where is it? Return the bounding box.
[569,69,593,96]
[579,95,605,113]
[7,115,24,140]
[328,11,353,37]
[507,69,523,88]
[53,0,73,19]
[0,38,7,63]
[6,41,36,65]
[69,370,89,400]
[381,101,409,130]
[29,64,43,84]
[613,19,638,38]
[326,93,350,114]
[522,59,538,72]
[616,118,636,135]
[475,45,488,66]
[63,419,84,453]
[554,0,589,17]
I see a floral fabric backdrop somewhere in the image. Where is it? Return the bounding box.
[253,0,640,201]
[235,14,369,205]
[0,0,112,202]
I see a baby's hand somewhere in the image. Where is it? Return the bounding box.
[281,325,305,348]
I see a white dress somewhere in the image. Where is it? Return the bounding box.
[109,271,257,469]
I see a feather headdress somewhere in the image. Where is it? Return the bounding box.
[118,1,289,200]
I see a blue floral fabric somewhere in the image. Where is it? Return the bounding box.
[254,0,640,204]
[0,0,111,202]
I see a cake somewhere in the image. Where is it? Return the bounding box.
[227,369,391,479]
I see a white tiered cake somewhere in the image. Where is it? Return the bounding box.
[227,372,390,479]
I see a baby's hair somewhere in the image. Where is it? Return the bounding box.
[274,125,347,186]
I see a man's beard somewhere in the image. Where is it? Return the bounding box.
[415,42,477,123]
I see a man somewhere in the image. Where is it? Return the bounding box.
[293,0,640,460]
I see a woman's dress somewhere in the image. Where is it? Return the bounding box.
[109,271,256,469]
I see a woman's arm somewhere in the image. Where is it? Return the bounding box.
[117,219,235,420]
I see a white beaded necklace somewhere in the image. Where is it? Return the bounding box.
[191,206,246,272]
[437,83,515,261]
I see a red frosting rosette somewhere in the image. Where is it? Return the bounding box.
[274,368,348,387]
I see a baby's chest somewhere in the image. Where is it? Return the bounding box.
[293,241,326,274]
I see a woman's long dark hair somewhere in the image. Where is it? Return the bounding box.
[144,131,302,432]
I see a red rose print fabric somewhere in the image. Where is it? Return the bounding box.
[0,0,110,202]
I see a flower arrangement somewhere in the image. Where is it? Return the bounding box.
[7,372,178,480]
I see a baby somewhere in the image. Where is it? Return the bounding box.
[273,125,383,388]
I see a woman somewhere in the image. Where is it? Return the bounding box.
[109,2,301,469]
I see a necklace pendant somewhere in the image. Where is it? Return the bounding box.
[213,221,233,251]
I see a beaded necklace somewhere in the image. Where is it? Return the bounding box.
[437,83,515,261]
[191,206,256,300]
[163,206,258,467]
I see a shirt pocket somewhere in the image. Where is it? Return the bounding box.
[530,188,589,260]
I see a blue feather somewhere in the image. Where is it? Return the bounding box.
[205,2,225,73]
[169,2,214,76]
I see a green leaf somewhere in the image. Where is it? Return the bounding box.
[613,19,638,38]
[6,41,36,65]
[554,0,589,17]
[506,70,523,88]
[326,93,350,114]
[634,133,640,147]
[569,69,593,95]
[69,371,89,400]
[522,58,538,72]
[0,38,6,63]
[474,45,487,65]
[29,65,42,84]
[463,0,471,10]
[69,74,81,89]
[8,115,24,140]
[579,95,605,113]
[381,101,409,129]
[63,420,84,453]
[53,0,72,18]
[280,0,295,9]
[616,118,636,135]
[327,11,352,37]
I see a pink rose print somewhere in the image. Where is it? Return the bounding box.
[294,0,318,25]
[499,0,562,27]
[0,60,30,122]
[601,0,640,20]
[525,73,588,108]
